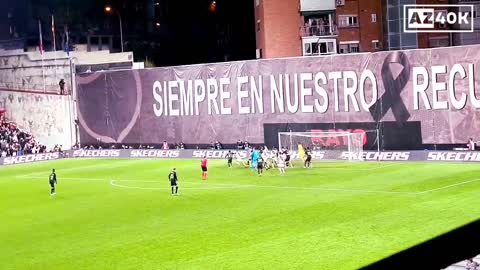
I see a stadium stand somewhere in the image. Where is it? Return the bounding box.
[0,114,47,157]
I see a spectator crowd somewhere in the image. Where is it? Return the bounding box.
[70,139,260,151]
[0,118,47,157]
[236,139,250,150]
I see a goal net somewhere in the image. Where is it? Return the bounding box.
[278,131,365,160]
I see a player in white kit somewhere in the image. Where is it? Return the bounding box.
[277,153,286,174]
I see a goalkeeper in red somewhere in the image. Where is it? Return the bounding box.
[201,156,208,180]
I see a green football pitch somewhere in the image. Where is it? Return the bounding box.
[1,158,479,270]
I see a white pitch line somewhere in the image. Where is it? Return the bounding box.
[15,160,142,179]
[11,175,480,195]
[109,179,416,195]
[110,180,254,190]
[250,185,418,195]
[114,179,256,187]
[14,176,108,181]
[417,178,480,194]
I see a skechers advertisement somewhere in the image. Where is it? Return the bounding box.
[3,150,480,165]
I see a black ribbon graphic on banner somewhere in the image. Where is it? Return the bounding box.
[369,51,411,125]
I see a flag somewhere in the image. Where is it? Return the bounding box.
[298,144,305,161]
[51,15,56,51]
[64,25,70,56]
[38,20,43,54]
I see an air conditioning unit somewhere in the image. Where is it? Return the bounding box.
[336,0,345,6]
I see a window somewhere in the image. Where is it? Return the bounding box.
[256,20,261,32]
[339,15,358,27]
[255,0,260,6]
[336,0,345,6]
[339,42,360,53]
[467,5,480,18]
[429,37,449,48]
[475,5,480,17]
[305,43,312,54]
[372,40,381,49]
[349,43,359,53]
[371,14,377,23]
[327,42,334,53]
[312,43,319,54]
[303,39,336,56]
[320,41,335,54]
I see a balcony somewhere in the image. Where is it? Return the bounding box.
[301,25,337,37]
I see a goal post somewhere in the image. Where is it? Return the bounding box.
[277,131,365,160]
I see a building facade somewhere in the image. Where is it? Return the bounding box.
[255,0,480,58]
[255,0,383,58]
[386,0,453,50]
[451,0,480,46]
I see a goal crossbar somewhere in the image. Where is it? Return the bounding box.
[277,131,365,160]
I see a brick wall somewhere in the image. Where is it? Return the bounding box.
[254,0,266,57]
[261,0,302,58]
[337,0,360,44]
[337,0,383,52]
[358,0,383,51]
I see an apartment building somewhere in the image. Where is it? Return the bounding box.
[254,0,480,59]
[383,0,452,50]
[254,0,383,58]
[450,0,480,45]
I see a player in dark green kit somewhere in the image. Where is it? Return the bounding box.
[304,147,312,168]
[168,168,179,195]
[49,169,57,196]
[226,151,233,168]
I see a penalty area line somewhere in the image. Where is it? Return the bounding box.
[109,180,254,190]
[14,176,109,181]
[15,176,480,195]
[109,179,417,195]
[417,178,480,194]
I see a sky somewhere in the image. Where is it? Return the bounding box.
[0,0,256,67]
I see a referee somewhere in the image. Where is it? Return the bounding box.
[49,169,57,196]
[168,168,179,196]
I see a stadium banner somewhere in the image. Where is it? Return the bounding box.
[3,150,480,165]
[76,45,480,149]
[67,149,325,160]
[0,152,63,165]
[63,149,480,162]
